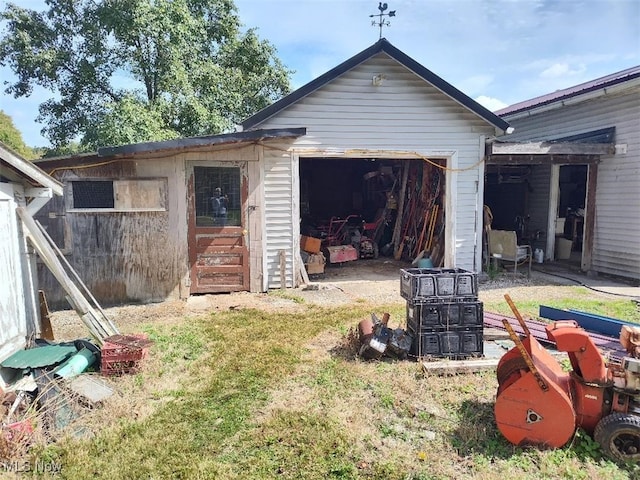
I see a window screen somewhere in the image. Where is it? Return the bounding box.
[194,166,241,227]
[72,181,114,209]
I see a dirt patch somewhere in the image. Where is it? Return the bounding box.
[47,258,636,341]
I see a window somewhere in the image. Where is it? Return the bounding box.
[194,166,241,227]
[73,181,114,208]
[70,179,167,211]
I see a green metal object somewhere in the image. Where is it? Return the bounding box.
[0,345,77,369]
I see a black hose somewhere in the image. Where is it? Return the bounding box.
[535,268,640,300]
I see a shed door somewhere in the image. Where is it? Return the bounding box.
[187,165,249,293]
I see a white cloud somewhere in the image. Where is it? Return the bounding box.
[540,63,586,79]
[475,95,508,113]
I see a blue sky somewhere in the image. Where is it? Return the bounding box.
[1,0,639,147]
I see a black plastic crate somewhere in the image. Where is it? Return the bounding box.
[406,301,483,331]
[400,268,478,304]
[410,326,484,359]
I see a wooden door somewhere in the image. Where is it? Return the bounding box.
[187,165,249,293]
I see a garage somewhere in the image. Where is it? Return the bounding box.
[243,38,510,289]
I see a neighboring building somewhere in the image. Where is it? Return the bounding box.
[0,143,63,364]
[33,38,511,306]
[487,66,640,281]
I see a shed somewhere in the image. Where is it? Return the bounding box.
[34,39,511,306]
[0,143,63,365]
[487,66,640,281]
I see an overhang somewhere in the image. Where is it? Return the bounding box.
[0,143,64,195]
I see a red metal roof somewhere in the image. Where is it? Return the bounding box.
[496,65,640,117]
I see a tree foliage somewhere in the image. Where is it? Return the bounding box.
[0,0,291,150]
[0,110,34,159]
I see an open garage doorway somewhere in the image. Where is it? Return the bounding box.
[299,157,446,271]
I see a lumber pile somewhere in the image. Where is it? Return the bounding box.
[391,160,445,266]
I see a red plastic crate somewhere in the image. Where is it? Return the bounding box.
[100,334,152,376]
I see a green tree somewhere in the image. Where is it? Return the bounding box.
[0,0,291,150]
[0,110,34,159]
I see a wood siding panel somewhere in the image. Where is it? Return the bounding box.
[504,87,640,280]
[36,159,186,307]
[256,54,494,281]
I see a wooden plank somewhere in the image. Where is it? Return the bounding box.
[279,250,286,289]
[486,154,600,165]
[582,163,597,272]
[38,291,55,341]
[392,162,409,257]
[16,207,117,343]
[196,253,243,266]
[35,219,119,334]
[421,358,499,375]
[196,235,243,248]
[490,141,614,156]
[297,251,310,285]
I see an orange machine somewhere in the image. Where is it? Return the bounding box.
[494,297,640,463]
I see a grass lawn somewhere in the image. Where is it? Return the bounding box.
[22,290,640,479]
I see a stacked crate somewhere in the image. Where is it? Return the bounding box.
[400,268,483,359]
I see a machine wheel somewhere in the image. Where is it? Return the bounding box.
[594,413,640,463]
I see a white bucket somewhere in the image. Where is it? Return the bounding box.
[534,248,544,264]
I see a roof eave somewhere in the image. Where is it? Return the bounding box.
[98,127,307,158]
[0,143,64,195]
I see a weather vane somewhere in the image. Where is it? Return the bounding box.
[370,2,396,39]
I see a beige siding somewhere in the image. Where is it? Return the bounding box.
[504,87,640,280]
[254,53,495,283]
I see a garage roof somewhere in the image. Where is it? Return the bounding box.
[496,65,640,117]
[34,128,307,169]
[242,38,511,132]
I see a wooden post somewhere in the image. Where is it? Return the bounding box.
[279,250,286,289]
[297,251,310,285]
[38,290,55,341]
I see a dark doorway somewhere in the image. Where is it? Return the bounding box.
[299,157,446,266]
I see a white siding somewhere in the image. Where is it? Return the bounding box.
[504,87,640,280]
[0,183,28,362]
[263,148,296,289]
[255,53,495,286]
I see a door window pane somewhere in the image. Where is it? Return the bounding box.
[194,166,241,227]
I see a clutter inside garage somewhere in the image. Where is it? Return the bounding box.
[298,157,445,275]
